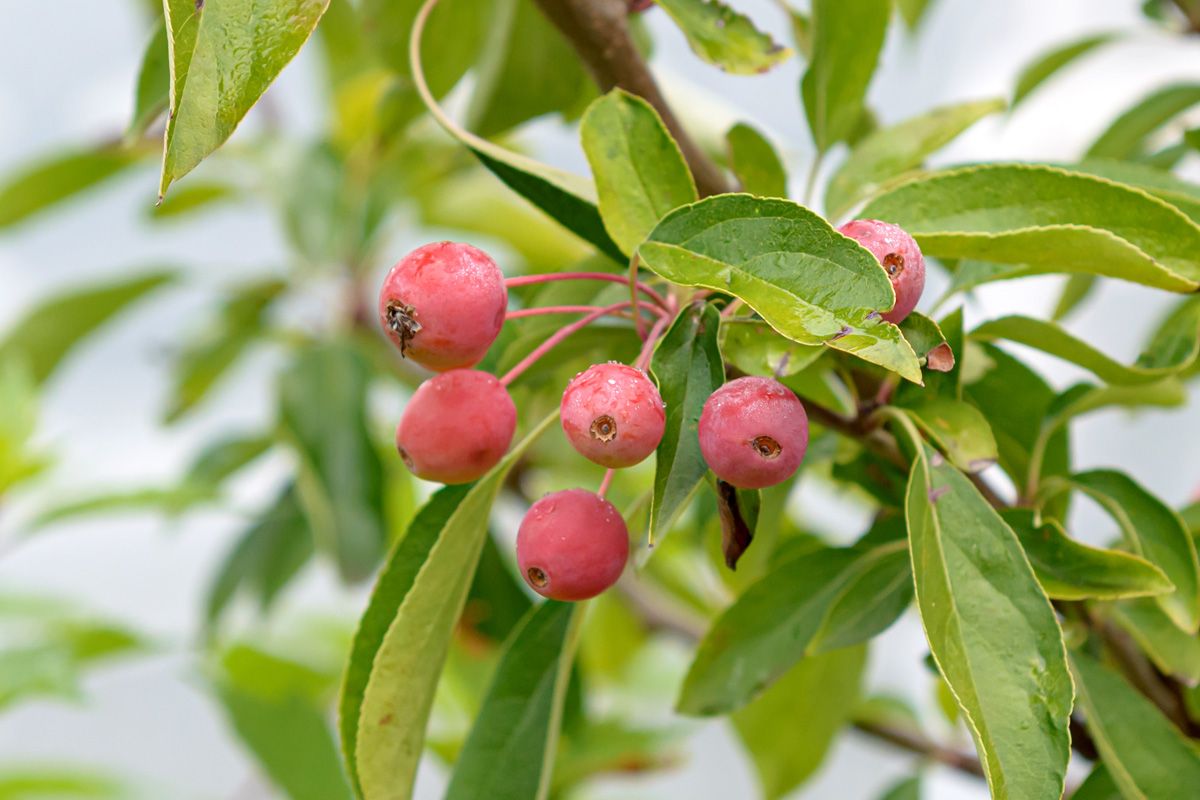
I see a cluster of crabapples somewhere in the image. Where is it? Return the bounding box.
[378,220,925,602]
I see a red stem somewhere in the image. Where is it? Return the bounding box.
[506,301,665,321]
[597,468,615,498]
[636,311,672,371]
[506,272,669,310]
[500,302,634,386]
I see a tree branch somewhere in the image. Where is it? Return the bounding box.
[852,719,986,779]
[531,0,733,197]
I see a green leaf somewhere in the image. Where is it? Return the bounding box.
[551,720,683,793]
[1051,273,1097,321]
[1050,470,1200,632]
[127,20,170,141]
[809,540,912,653]
[165,278,283,421]
[802,0,890,152]
[677,542,905,715]
[159,0,331,195]
[719,319,824,378]
[348,413,557,800]
[1071,765,1120,800]
[465,0,591,137]
[214,647,353,800]
[1086,83,1200,160]
[361,0,486,97]
[638,194,921,382]
[1069,159,1200,224]
[1012,33,1117,107]
[0,598,144,710]
[897,311,956,375]
[654,0,792,75]
[410,3,623,262]
[725,123,788,198]
[0,147,142,230]
[279,341,386,583]
[150,181,237,219]
[34,434,271,527]
[0,360,45,495]
[0,768,123,799]
[903,438,1072,800]
[876,776,922,800]
[338,485,467,796]
[1070,651,1200,798]
[581,89,698,256]
[0,272,171,386]
[732,645,866,799]
[444,601,580,800]
[970,314,1199,386]
[1109,599,1200,685]
[1002,509,1173,601]
[861,163,1200,292]
[206,484,315,627]
[904,398,997,473]
[825,98,1005,219]
[649,304,723,542]
[963,342,1068,493]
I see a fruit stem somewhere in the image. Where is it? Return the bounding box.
[628,253,648,340]
[597,468,615,498]
[506,301,664,321]
[505,272,670,310]
[500,301,634,386]
[635,311,672,371]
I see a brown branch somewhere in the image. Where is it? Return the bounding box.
[853,719,986,779]
[531,0,733,197]
[1171,0,1200,32]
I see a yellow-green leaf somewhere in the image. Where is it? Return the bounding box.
[159,0,331,196]
[655,0,791,75]
[638,194,921,382]
[861,163,1200,292]
[350,413,557,800]
[581,90,697,256]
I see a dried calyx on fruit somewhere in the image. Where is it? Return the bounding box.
[560,362,666,468]
[517,489,629,601]
[838,219,926,325]
[378,241,508,371]
[698,376,809,489]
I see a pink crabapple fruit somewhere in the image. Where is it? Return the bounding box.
[560,362,666,468]
[698,376,809,489]
[517,489,629,601]
[378,241,508,371]
[395,369,516,484]
[838,219,926,325]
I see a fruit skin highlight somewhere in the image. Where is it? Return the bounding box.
[517,489,630,601]
[378,241,508,371]
[838,219,926,325]
[395,370,516,484]
[698,376,809,489]
[560,362,666,468]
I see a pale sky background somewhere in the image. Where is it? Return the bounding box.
[1,1,1198,798]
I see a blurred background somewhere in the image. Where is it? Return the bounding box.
[1,0,1198,798]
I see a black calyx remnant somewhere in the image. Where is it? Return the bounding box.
[386,301,422,358]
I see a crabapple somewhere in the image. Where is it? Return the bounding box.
[838,219,925,325]
[698,376,808,489]
[517,489,629,601]
[395,370,516,484]
[560,363,666,468]
[378,241,507,371]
